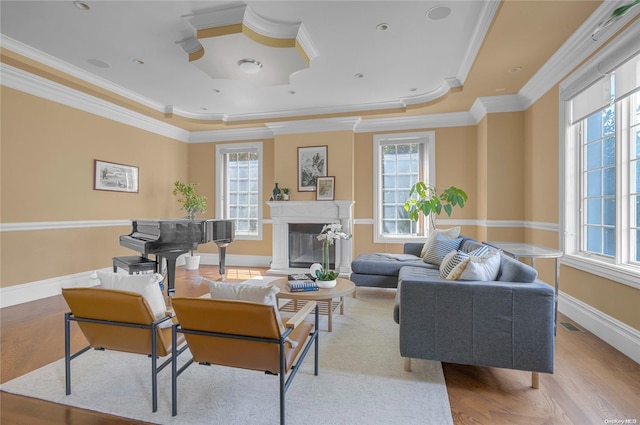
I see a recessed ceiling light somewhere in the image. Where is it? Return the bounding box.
[87,58,110,68]
[73,1,90,11]
[409,88,418,92]
[509,66,523,73]
[212,89,221,93]
[238,59,262,74]
[200,107,208,111]
[288,90,296,95]
[376,23,390,31]
[426,6,451,20]
[354,73,364,79]
[133,59,144,65]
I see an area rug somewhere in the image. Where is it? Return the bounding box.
[1,287,453,425]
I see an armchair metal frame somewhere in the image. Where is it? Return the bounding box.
[63,287,181,413]
[171,299,319,425]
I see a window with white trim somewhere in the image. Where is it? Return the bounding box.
[373,132,435,243]
[562,49,640,288]
[215,142,263,240]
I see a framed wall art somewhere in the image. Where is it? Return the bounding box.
[316,176,335,201]
[298,145,327,191]
[94,160,139,193]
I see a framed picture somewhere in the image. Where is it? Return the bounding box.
[316,176,335,201]
[298,145,328,191]
[94,160,139,193]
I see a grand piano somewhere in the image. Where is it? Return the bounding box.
[119,219,234,295]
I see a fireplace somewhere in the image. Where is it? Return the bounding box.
[288,223,334,269]
[267,200,354,275]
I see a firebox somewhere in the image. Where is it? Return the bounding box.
[288,223,335,269]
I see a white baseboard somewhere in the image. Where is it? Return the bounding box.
[0,255,272,308]
[0,269,106,308]
[558,291,640,364]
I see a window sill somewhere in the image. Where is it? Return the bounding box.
[562,254,640,290]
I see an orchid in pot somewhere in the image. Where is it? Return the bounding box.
[310,223,352,288]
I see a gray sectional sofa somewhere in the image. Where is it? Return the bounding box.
[350,237,555,388]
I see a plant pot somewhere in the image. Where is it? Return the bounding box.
[316,279,337,289]
[184,255,201,270]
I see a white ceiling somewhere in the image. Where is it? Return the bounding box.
[0,1,496,121]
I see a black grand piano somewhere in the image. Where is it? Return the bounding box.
[119,219,234,295]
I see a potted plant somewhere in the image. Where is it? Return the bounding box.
[172,181,208,270]
[310,223,352,288]
[403,182,468,230]
[281,187,290,201]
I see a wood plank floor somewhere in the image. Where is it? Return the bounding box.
[2,265,639,424]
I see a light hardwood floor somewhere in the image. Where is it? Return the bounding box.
[1,265,639,425]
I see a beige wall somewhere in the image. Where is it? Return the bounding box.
[1,87,188,286]
[1,71,638,333]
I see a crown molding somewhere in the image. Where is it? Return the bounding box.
[519,1,640,109]
[1,35,167,114]
[0,63,190,142]
[190,127,274,143]
[354,112,475,133]
[266,117,361,135]
[456,0,500,85]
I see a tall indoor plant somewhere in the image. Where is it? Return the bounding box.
[403,182,468,230]
[172,181,208,270]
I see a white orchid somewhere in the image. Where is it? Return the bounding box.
[314,224,352,280]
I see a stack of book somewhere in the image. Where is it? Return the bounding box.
[286,273,319,292]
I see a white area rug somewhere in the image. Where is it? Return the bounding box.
[1,287,452,425]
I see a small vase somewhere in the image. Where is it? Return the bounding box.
[272,183,281,200]
[316,279,337,289]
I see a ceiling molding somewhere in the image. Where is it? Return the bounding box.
[400,80,451,106]
[0,63,190,142]
[519,1,640,109]
[455,0,500,86]
[265,117,361,135]
[354,112,476,133]
[221,99,405,123]
[189,127,274,143]
[0,35,167,115]
[470,94,527,122]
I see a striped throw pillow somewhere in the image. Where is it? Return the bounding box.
[440,250,469,279]
[423,235,463,266]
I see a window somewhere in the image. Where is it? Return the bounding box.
[562,49,640,288]
[216,142,263,240]
[373,132,435,243]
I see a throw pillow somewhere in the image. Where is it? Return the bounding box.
[202,278,284,333]
[420,226,461,257]
[203,278,280,307]
[97,271,169,326]
[423,234,463,266]
[458,250,501,281]
[440,250,469,279]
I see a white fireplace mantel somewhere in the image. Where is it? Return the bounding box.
[267,200,354,275]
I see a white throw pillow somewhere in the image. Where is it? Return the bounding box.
[420,227,461,257]
[203,278,284,333]
[458,250,501,281]
[203,278,280,307]
[97,271,168,325]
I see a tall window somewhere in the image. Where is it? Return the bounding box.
[562,50,640,287]
[216,142,263,240]
[373,132,435,243]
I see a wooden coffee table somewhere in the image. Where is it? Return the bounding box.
[274,277,356,332]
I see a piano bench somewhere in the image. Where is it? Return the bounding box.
[113,256,158,274]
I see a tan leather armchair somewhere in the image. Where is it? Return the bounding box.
[62,287,185,413]
[170,297,319,425]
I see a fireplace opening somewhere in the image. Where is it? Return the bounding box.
[288,223,335,269]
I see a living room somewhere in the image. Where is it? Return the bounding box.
[1,1,639,424]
